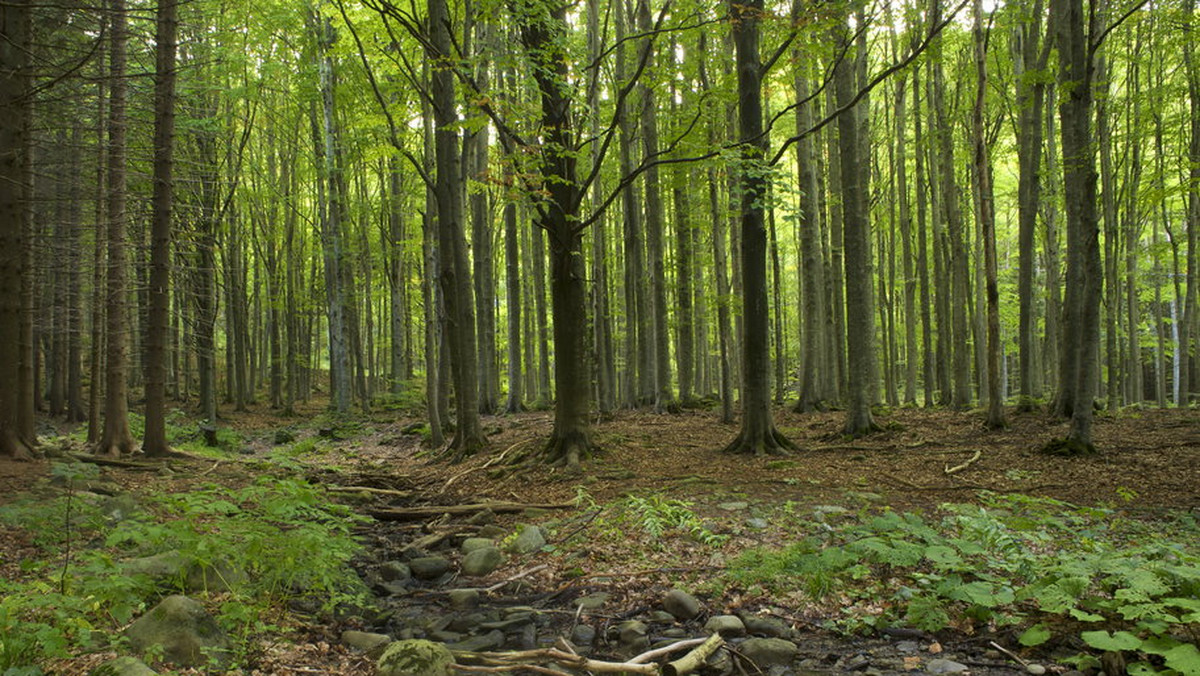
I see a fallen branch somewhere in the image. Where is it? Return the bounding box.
[944,450,982,475]
[443,441,532,492]
[369,501,573,521]
[328,485,414,499]
[483,564,549,592]
[451,634,723,676]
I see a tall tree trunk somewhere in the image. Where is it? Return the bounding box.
[794,59,830,413]
[589,0,616,415]
[1052,0,1102,452]
[895,66,918,407]
[1183,0,1200,404]
[429,0,485,455]
[469,20,498,416]
[914,59,935,408]
[1096,55,1120,409]
[144,0,178,457]
[1043,83,1062,398]
[837,11,880,436]
[723,0,795,455]
[636,0,674,412]
[0,0,34,458]
[972,0,1005,428]
[98,0,135,457]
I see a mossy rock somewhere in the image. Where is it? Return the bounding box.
[376,639,455,676]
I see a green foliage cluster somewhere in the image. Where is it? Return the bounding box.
[0,474,367,672]
[728,494,1200,675]
[588,491,728,548]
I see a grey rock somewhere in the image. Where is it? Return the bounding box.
[462,547,504,577]
[507,525,546,554]
[896,640,920,654]
[926,658,970,674]
[375,580,410,597]
[429,630,464,643]
[718,501,750,511]
[746,518,770,530]
[381,561,412,583]
[376,639,455,676]
[480,613,536,632]
[467,508,496,525]
[89,656,158,676]
[1026,665,1047,675]
[616,620,648,646]
[409,556,452,580]
[740,614,793,639]
[461,538,495,554]
[740,638,799,669]
[575,592,609,611]
[447,589,480,610]
[662,628,689,639]
[477,525,507,539]
[571,624,596,648]
[704,614,746,637]
[342,630,391,658]
[647,610,677,623]
[124,595,231,668]
[102,493,143,521]
[446,630,506,653]
[663,589,701,620]
[448,612,488,633]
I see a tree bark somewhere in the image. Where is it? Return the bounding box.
[836,12,880,437]
[723,0,796,455]
[98,0,135,457]
[0,0,34,459]
[144,0,178,457]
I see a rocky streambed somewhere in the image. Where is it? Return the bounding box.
[337,506,1050,676]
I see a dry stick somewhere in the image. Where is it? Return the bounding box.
[443,440,532,491]
[988,640,1030,668]
[327,485,413,498]
[452,634,724,676]
[944,450,982,474]
[483,564,549,593]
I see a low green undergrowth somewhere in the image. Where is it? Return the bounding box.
[727,493,1200,675]
[0,472,367,673]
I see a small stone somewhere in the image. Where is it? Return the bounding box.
[380,561,412,583]
[89,656,158,676]
[376,639,455,676]
[507,525,546,554]
[447,589,480,610]
[746,517,770,530]
[896,641,920,654]
[926,658,970,674]
[704,614,746,638]
[480,613,536,632]
[446,630,505,653]
[571,624,596,648]
[616,620,648,646]
[647,610,676,623]
[461,538,495,554]
[1026,664,1046,675]
[448,613,488,633]
[478,525,507,539]
[662,628,689,638]
[663,589,702,620]
[409,556,452,580]
[462,547,504,577]
[467,508,496,525]
[342,630,391,658]
[718,501,750,511]
[575,592,609,611]
[740,638,798,668]
[741,614,793,639]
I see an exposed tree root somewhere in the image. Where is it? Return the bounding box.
[543,429,592,473]
[721,425,796,456]
[1039,436,1097,457]
[0,430,34,461]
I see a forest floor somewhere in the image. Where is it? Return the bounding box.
[1,402,1198,675]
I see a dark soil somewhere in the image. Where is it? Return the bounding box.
[2,404,1197,675]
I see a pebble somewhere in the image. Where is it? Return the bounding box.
[704,614,746,638]
[926,658,970,674]
[1026,664,1046,675]
[663,589,702,620]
